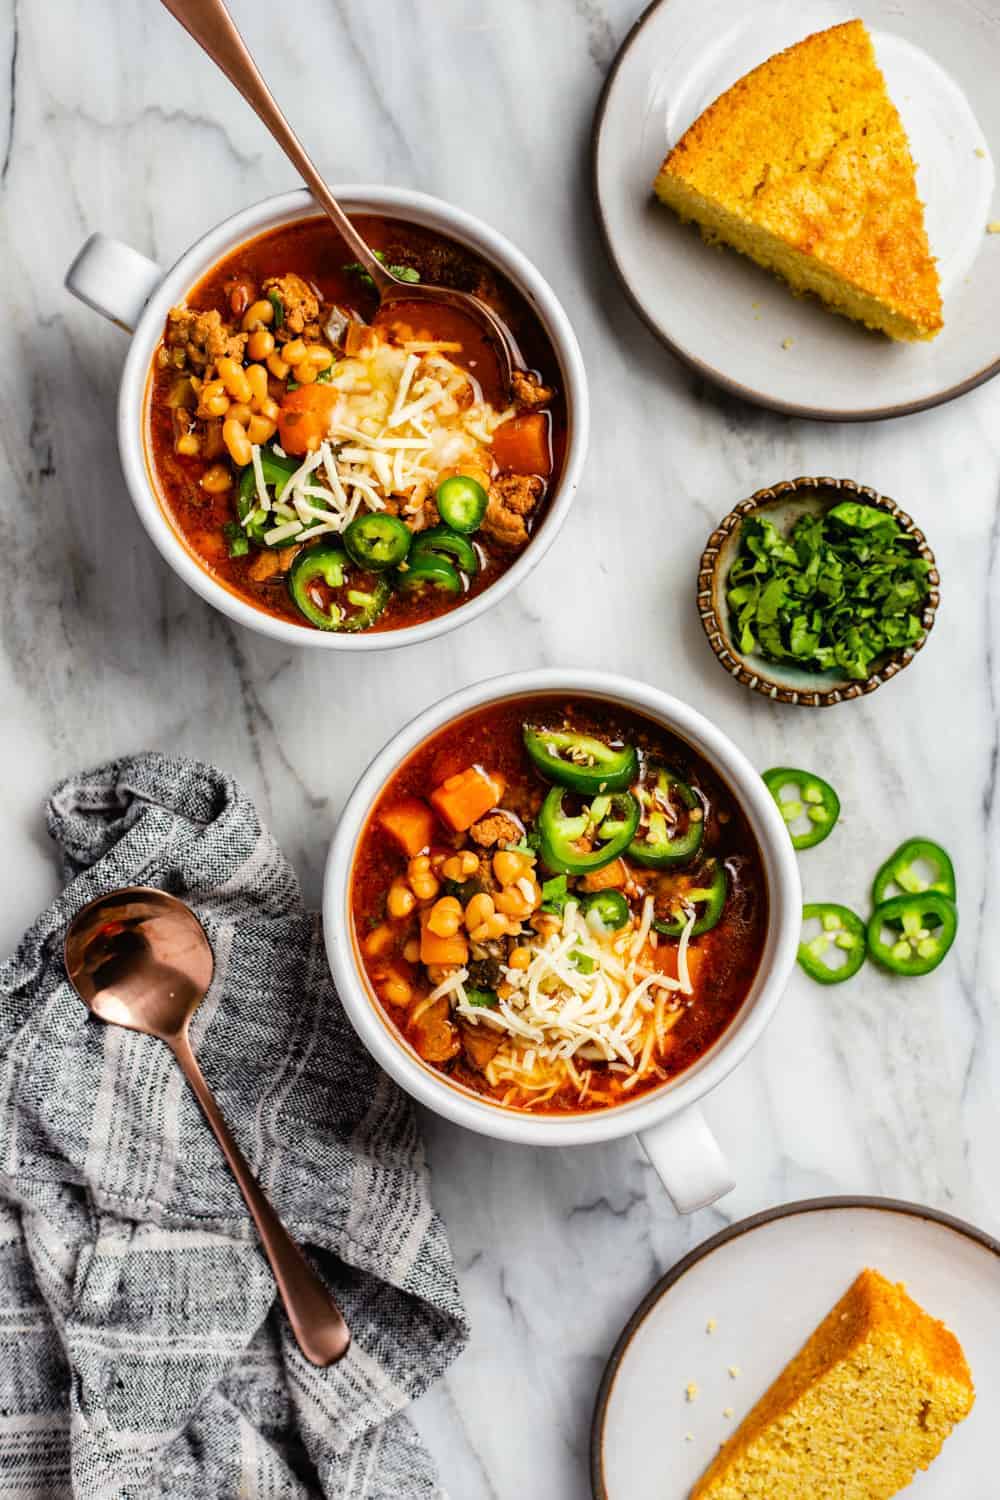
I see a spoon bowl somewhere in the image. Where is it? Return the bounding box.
[65,888,213,1038]
[64,886,351,1366]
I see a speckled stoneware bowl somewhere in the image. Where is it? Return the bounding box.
[697,476,940,708]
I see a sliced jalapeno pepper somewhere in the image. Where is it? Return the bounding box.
[343,513,412,570]
[867,892,957,977]
[396,552,463,595]
[522,726,639,795]
[410,525,479,576]
[237,448,300,547]
[652,859,727,938]
[538,788,640,875]
[435,475,489,534]
[628,766,704,868]
[762,767,840,851]
[288,544,390,631]
[797,903,866,984]
[871,838,956,907]
[583,889,631,931]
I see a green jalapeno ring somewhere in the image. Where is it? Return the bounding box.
[867,892,958,977]
[538,788,640,876]
[797,903,867,985]
[396,552,464,595]
[435,475,489,534]
[872,838,956,907]
[343,513,412,571]
[522,726,639,795]
[288,544,390,631]
[582,889,631,932]
[237,449,300,547]
[410,525,479,576]
[652,860,728,939]
[762,767,841,851]
[628,766,705,869]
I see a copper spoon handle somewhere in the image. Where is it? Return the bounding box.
[159,0,396,297]
[168,1028,350,1366]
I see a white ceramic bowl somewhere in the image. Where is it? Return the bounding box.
[323,669,802,1214]
[65,187,589,650]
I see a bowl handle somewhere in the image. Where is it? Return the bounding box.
[65,233,164,333]
[638,1105,735,1215]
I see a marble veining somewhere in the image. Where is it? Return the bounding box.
[1,1,999,1495]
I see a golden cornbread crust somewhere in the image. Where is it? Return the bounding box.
[690,1268,974,1499]
[653,21,943,340]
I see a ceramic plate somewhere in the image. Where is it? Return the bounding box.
[592,0,1000,419]
[592,1198,1000,1498]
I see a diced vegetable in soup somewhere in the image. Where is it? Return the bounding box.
[145,216,565,634]
[351,697,769,1114]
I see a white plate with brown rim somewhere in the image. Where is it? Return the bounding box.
[591,1197,1000,1499]
[591,0,1000,420]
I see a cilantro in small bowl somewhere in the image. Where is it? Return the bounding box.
[699,480,940,708]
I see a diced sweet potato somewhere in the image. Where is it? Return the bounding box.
[491,413,551,477]
[277,384,338,455]
[653,941,707,987]
[430,766,506,833]
[419,910,469,966]
[579,858,627,893]
[378,797,437,857]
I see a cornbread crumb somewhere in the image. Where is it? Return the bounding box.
[975,147,986,158]
[653,21,942,341]
[690,1269,974,1499]
[728,1366,740,1379]
[685,1381,700,1403]
[723,1407,734,1418]
[781,338,794,350]
[706,1318,718,1334]
[684,1432,695,1443]
[988,221,1000,235]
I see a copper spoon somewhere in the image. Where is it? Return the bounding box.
[159,0,521,388]
[64,886,350,1367]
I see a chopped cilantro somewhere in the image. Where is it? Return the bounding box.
[343,251,421,292]
[465,986,498,1009]
[569,951,596,974]
[725,502,932,682]
[540,875,569,914]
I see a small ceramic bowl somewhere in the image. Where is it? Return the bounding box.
[697,476,940,708]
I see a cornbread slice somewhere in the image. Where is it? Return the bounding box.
[654,21,943,340]
[690,1269,974,1499]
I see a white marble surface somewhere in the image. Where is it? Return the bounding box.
[2,1,999,1495]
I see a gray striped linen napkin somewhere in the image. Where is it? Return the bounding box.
[0,753,469,1500]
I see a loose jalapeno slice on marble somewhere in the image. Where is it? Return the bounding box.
[762,767,840,851]
[288,544,390,631]
[582,889,631,931]
[628,765,704,868]
[343,513,412,570]
[652,859,728,939]
[871,838,956,908]
[435,474,489,534]
[797,903,867,985]
[410,525,479,576]
[522,727,639,795]
[538,788,640,875]
[867,892,957,977]
[237,448,300,546]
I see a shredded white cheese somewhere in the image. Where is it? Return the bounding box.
[455,899,698,1104]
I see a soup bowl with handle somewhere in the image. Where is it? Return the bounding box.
[323,668,801,1214]
[64,186,588,651]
